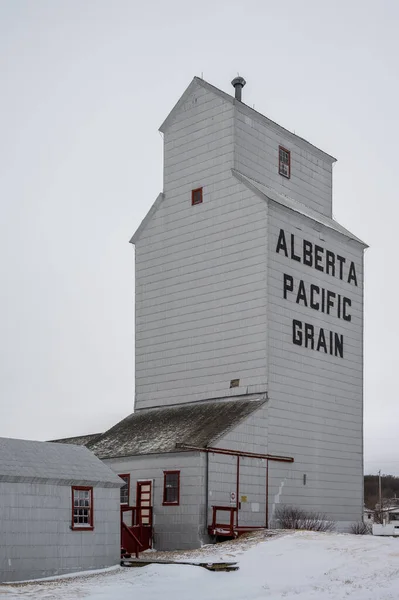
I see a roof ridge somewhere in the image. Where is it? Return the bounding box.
[161,76,336,162]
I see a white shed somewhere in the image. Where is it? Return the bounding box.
[0,437,123,583]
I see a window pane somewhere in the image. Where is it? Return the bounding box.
[120,476,129,504]
[164,473,179,503]
[166,487,177,503]
[192,188,202,205]
[72,488,92,527]
[166,473,178,487]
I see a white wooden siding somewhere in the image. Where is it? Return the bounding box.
[234,106,333,217]
[104,452,207,550]
[207,453,267,528]
[214,403,268,454]
[135,82,269,410]
[131,78,364,530]
[208,405,269,527]
[266,203,364,524]
[163,83,234,194]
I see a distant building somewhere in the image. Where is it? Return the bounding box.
[363,508,374,524]
[56,76,367,550]
[0,437,122,583]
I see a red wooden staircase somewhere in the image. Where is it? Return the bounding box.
[121,506,153,558]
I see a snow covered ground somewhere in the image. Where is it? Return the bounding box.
[2,531,399,599]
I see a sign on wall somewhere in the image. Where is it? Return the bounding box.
[276,229,358,359]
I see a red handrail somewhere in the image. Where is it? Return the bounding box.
[121,505,153,527]
[121,521,143,558]
[210,505,236,535]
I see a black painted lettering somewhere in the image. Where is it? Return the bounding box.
[335,333,344,358]
[304,323,314,350]
[314,245,324,272]
[303,240,313,267]
[336,255,345,280]
[329,330,333,355]
[276,229,288,256]
[293,320,302,345]
[337,294,341,319]
[348,262,358,286]
[326,250,335,277]
[321,287,326,313]
[326,290,335,315]
[283,274,294,299]
[290,234,301,262]
[343,297,352,322]
[296,280,308,307]
[310,284,320,310]
[316,329,328,353]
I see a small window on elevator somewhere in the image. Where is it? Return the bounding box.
[279,146,291,179]
[191,187,203,205]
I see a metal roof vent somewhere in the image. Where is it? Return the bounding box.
[231,76,246,102]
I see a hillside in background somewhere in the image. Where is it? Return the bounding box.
[364,474,399,508]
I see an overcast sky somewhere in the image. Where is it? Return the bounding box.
[0,0,397,475]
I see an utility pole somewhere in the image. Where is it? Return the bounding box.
[378,470,383,523]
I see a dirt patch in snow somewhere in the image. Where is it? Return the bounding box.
[144,529,289,562]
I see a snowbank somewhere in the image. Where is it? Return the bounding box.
[2,531,399,599]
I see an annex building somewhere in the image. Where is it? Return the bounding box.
[0,437,122,582]
[56,76,366,551]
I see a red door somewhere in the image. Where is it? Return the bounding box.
[137,481,152,526]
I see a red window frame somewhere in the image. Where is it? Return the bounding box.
[191,187,203,205]
[119,473,130,505]
[278,146,291,179]
[71,486,94,531]
[163,471,180,506]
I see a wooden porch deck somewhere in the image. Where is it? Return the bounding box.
[207,505,267,538]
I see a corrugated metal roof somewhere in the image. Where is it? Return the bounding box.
[0,437,123,487]
[87,395,266,460]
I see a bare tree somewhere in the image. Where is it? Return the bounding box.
[351,522,372,535]
[275,505,335,532]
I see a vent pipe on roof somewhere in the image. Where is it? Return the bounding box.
[231,76,246,102]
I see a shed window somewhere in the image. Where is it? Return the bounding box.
[163,471,180,505]
[279,146,291,179]
[191,187,203,205]
[119,474,130,505]
[72,486,93,530]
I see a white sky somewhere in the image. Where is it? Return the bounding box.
[0,0,397,475]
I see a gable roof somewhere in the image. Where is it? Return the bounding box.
[0,437,123,487]
[232,169,367,247]
[87,395,266,460]
[160,77,336,163]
